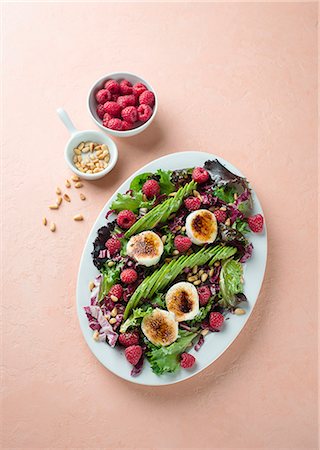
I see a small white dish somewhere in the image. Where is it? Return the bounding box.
[87,71,158,138]
[57,108,118,180]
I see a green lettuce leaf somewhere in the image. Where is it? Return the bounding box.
[189,297,214,325]
[146,330,197,375]
[219,258,243,308]
[213,185,236,204]
[110,191,153,213]
[129,172,153,193]
[119,306,152,333]
[98,263,123,302]
[155,169,175,194]
[232,219,250,235]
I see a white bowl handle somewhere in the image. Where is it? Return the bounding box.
[57,108,78,135]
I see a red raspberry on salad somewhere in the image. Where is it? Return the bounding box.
[105,237,121,255]
[180,353,196,369]
[139,90,155,107]
[121,268,138,284]
[117,95,136,109]
[104,79,120,94]
[197,285,211,306]
[125,345,142,365]
[214,209,227,223]
[117,210,136,229]
[137,104,153,122]
[109,284,123,300]
[103,101,122,117]
[119,79,133,95]
[248,214,264,233]
[142,179,160,198]
[119,331,140,347]
[192,167,209,184]
[107,118,122,130]
[133,82,147,96]
[184,196,201,211]
[121,106,138,124]
[95,89,111,104]
[174,235,192,253]
[102,112,113,127]
[209,312,224,331]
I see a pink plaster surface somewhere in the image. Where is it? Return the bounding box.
[1,2,318,449]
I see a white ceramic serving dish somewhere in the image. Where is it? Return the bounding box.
[57,108,118,180]
[77,151,267,386]
[87,71,158,138]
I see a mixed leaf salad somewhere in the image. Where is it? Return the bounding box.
[85,159,264,376]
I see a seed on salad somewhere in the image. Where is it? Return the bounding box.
[89,281,95,291]
[50,222,56,232]
[161,235,167,243]
[193,280,201,286]
[201,273,208,282]
[235,308,246,315]
[109,318,117,325]
[57,196,62,206]
[110,295,118,302]
[73,214,83,221]
[165,258,172,263]
[74,182,83,188]
[209,268,214,277]
[111,307,118,317]
[198,269,204,276]
[42,216,47,226]
[181,226,186,232]
[65,179,71,188]
[63,193,71,202]
[107,261,115,267]
[175,225,181,231]
[56,187,61,195]
[214,261,220,267]
[234,193,238,200]
[201,329,209,336]
[49,204,59,210]
[169,192,176,197]
[193,190,201,199]
[71,174,80,182]
[192,266,198,274]
[93,330,99,341]
[173,249,179,256]
[220,206,227,211]
[187,275,197,282]
[225,218,231,226]
[80,193,86,201]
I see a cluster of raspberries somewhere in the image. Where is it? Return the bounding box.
[95,78,155,131]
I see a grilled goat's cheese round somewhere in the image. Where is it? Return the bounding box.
[141,308,178,346]
[126,231,164,267]
[185,209,218,245]
[165,282,199,322]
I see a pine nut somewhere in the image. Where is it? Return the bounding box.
[214,261,220,267]
[74,182,83,188]
[193,280,201,286]
[82,146,90,153]
[235,308,246,315]
[78,142,84,150]
[101,144,108,151]
[89,143,94,152]
[93,330,99,341]
[93,168,100,173]
[198,269,204,276]
[50,222,56,232]
[63,194,71,202]
[169,192,176,197]
[89,281,95,291]
[80,193,86,201]
[220,206,227,211]
[73,214,83,221]
[234,193,238,200]
[49,204,59,209]
[87,170,93,174]
[73,156,78,163]
[209,268,214,277]
[173,250,179,256]
[77,156,82,163]
[107,261,115,267]
[56,187,61,195]
[193,190,201,199]
[225,218,231,226]
[104,155,110,163]
[71,174,80,182]
[65,179,71,188]
[161,235,167,243]
[74,148,81,155]
[175,225,181,231]
[201,329,209,336]
[109,318,117,325]
[110,295,118,302]
[42,216,47,226]
[201,273,208,282]
[187,275,197,282]
[111,307,118,317]
[181,226,186,232]
[192,266,198,274]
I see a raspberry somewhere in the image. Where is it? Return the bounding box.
[119,80,133,95]
[117,210,136,229]
[174,235,192,253]
[133,82,147,97]
[104,79,120,94]
[125,345,142,365]
[214,209,227,223]
[197,285,211,306]
[119,331,140,347]
[248,214,264,233]
[105,237,121,255]
[117,95,136,109]
[209,312,224,331]
[137,104,153,122]
[102,112,113,127]
[139,90,155,107]
[103,101,121,117]
[96,104,106,119]
[122,121,133,131]
[111,94,119,102]
[142,179,160,198]
[95,89,111,104]
[192,167,209,184]
[180,353,196,369]
[184,196,201,211]
[107,118,122,130]
[121,268,138,284]
[109,284,123,300]
[121,106,138,124]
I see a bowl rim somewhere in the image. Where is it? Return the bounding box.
[87,71,158,137]
[64,129,118,180]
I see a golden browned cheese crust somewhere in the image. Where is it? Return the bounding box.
[166,287,195,321]
[142,310,177,345]
[128,233,161,257]
[191,210,217,242]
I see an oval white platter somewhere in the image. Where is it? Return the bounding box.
[77,151,267,386]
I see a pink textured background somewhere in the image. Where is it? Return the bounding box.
[1,2,318,449]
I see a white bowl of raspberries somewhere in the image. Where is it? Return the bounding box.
[88,72,157,137]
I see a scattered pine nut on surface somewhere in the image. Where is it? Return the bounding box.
[43,217,47,226]
[80,193,86,201]
[89,281,95,291]
[56,187,61,195]
[73,214,84,221]
[74,182,83,188]
[50,222,56,232]
[63,194,71,202]
[57,196,62,206]
[65,179,71,188]
[49,204,59,210]
[71,174,80,182]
